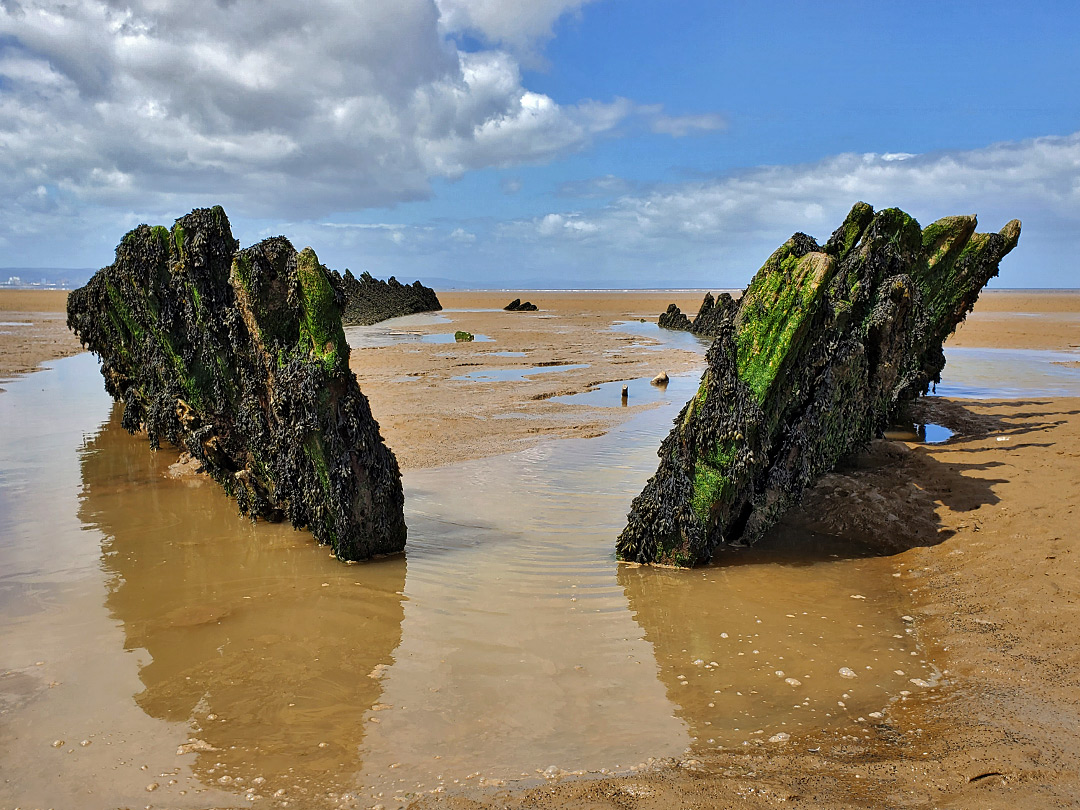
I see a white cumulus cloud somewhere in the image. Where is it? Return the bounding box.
[0,0,629,249]
[435,0,598,61]
[494,132,1080,287]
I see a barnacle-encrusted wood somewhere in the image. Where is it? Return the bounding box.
[658,291,738,337]
[67,206,406,560]
[618,203,1020,567]
[337,269,441,326]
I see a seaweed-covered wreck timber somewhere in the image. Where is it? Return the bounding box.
[658,290,738,337]
[618,202,1020,567]
[338,269,442,326]
[67,206,407,561]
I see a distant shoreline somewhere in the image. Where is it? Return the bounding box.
[4,278,1079,294]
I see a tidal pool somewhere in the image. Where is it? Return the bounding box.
[937,347,1080,398]
[610,320,713,352]
[0,354,933,809]
[884,423,955,444]
[452,363,589,382]
[343,313,452,349]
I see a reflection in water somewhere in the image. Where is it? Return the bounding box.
[343,312,451,349]
[451,363,589,382]
[80,406,405,803]
[4,351,936,809]
[552,374,676,408]
[620,552,931,748]
[610,320,714,352]
[884,422,955,444]
[939,347,1080,398]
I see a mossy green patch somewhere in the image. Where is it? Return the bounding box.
[661,545,693,568]
[689,438,737,523]
[735,249,836,402]
[832,201,874,260]
[172,224,186,261]
[151,225,170,254]
[296,248,348,372]
[916,216,985,326]
[690,458,728,523]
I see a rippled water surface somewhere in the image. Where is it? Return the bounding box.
[451,363,589,382]
[1,352,933,809]
[939,347,1080,398]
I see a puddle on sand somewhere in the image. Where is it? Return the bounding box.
[938,347,1080,398]
[620,553,932,749]
[552,375,679,408]
[452,363,589,382]
[0,355,931,809]
[343,312,451,349]
[611,320,714,352]
[423,332,493,343]
[345,317,493,348]
[884,423,954,444]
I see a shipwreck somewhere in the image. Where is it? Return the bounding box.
[618,202,1020,567]
[337,269,442,326]
[67,206,407,561]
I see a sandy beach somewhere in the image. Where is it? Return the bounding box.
[0,288,1078,808]
[0,289,82,386]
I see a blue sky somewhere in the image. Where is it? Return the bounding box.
[1,0,1077,287]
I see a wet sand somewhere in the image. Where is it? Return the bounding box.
[0,289,81,384]
[348,291,714,468]
[948,289,1080,351]
[0,288,1078,808]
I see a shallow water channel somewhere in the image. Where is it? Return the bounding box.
[0,347,937,808]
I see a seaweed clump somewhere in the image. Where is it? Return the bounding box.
[618,202,1021,567]
[337,270,441,326]
[67,206,407,561]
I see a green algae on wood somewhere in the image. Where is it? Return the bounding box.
[617,202,1021,567]
[67,206,406,561]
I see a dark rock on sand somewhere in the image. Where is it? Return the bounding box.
[504,298,538,311]
[658,291,739,337]
[337,270,442,326]
[618,202,1021,567]
[657,303,692,331]
[67,206,407,561]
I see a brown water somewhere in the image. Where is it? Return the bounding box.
[0,353,934,809]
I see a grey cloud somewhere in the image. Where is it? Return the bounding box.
[255,131,1080,288]
[0,0,629,243]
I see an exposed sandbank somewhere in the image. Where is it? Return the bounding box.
[0,289,81,383]
[0,287,1078,808]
